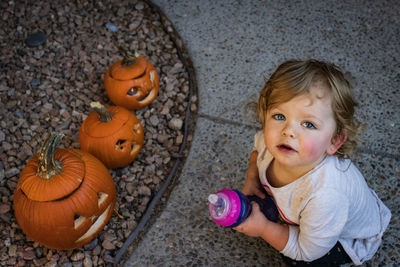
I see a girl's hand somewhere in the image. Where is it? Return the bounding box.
[234,202,289,251]
[233,202,269,237]
[242,175,266,199]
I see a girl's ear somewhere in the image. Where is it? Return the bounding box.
[327,133,347,155]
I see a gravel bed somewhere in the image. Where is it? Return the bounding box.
[0,0,196,266]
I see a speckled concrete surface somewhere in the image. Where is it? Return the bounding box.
[125,0,399,266]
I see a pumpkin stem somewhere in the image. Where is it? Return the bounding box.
[37,133,64,180]
[91,102,113,122]
[122,53,139,66]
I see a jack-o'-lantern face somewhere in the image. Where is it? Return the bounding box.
[104,56,160,110]
[79,104,144,169]
[13,134,116,250]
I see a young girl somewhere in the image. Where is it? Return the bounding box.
[234,60,391,266]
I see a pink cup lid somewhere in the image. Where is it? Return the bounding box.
[209,189,241,227]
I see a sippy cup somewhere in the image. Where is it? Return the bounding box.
[208,189,279,227]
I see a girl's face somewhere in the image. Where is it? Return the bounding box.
[264,83,343,176]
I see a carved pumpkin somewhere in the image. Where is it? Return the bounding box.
[104,55,160,110]
[13,133,116,250]
[79,102,144,169]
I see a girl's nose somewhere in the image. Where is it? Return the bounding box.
[282,124,296,138]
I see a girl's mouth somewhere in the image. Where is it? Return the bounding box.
[277,144,296,153]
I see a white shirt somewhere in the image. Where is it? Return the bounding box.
[253,131,391,265]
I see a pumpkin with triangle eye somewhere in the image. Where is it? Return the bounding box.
[13,133,116,250]
[79,102,144,169]
[104,55,160,110]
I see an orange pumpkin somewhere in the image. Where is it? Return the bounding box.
[104,55,160,110]
[13,133,116,250]
[79,102,144,169]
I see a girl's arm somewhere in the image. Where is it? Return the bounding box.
[242,150,266,199]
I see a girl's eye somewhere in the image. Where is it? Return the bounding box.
[273,114,285,121]
[302,121,316,129]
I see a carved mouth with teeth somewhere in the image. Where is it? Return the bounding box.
[74,192,113,243]
[114,122,143,156]
[126,69,158,104]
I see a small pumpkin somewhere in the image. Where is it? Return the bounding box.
[104,54,160,110]
[79,102,144,169]
[13,133,116,250]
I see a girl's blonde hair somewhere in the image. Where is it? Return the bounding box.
[257,59,359,158]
